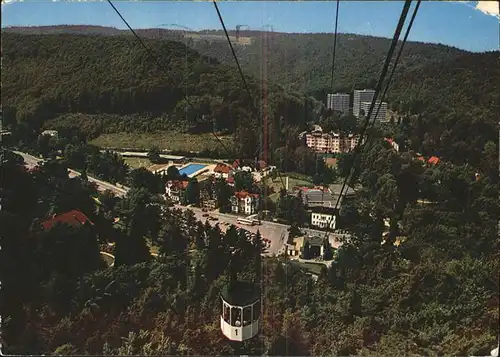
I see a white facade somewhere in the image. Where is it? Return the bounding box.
[231,194,259,215]
[311,213,337,229]
[214,171,229,179]
[327,93,350,114]
[360,101,387,122]
[353,89,375,118]
[165,181,188,204]
[221,299,260,342]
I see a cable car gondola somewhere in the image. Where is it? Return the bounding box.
[220,280,261,342]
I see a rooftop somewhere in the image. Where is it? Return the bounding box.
[220,280,260,306]
[42,210,94,231]
[214,163,232,174]
[168,180,189,190]
[148,163,171,172]
[234,191,259,199]
[304,236,327,247]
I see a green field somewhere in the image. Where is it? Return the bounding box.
[90,132,233,152]
[123,157,152,169]
[266,173,313,202]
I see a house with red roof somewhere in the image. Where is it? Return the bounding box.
[226,176,235,187]
[165,179,190,204]
[383,137,400,152]
[427,156,440,165]
[213,163,232,179]
[230,191,260,215]
[41,210,94,231]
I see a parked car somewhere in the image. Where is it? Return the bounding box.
[202,213,209,217]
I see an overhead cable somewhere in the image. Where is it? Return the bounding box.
[322,0,414,243]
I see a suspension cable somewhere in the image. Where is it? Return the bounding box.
[321,0,414,243]
[106,0,168,73]
[369,0,422,134]
[329,0,341,94]
[212,1,288,196]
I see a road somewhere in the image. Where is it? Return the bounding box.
[15,151,129,197]
[16,151,347,255]
[176,206,288,256]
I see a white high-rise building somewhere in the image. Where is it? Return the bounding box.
[327,93,350,114]
[360,101,388,122]
[353,89,375,118]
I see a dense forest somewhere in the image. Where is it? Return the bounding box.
[2,32,317,145]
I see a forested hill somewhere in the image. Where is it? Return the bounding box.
[3,25,468,96]
[5,26,498,117]
[2,32,315,139]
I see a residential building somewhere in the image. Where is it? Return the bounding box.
[41,210,94,231]
[428,156,440,165]
[360,101,387,122]
[148,163,171,175]
[286,235,340,258]
[41,130,59,138]
[300,185,355,209]
[300,236,331,260]
[230,191,259,215]
[201,199,218,211]
[213,163,232,179]
[310,207,337,229]
[305,131,330,153]
[305,132,359,154]
[353,89,375,118]
[384,138,400,152]
[165,180,189,204]
[327,93,350,114]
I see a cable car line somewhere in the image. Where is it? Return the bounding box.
[319,0,341,230]
[369,0,422,135]
[329,0,340,94]
[212,1,256,110]
[107,0,236,160]
[106,0,168,74]
[212,1,288,197]
[320,0,415,244]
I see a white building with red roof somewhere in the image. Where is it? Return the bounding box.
[213,163,232,179]
[165,179,190,204]
[230,191,260,215]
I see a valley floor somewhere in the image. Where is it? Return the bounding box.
[89,131,233,153]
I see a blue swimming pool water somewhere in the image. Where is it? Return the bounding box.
[178,164,207,176]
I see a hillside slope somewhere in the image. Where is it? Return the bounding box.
[3,28,498,165]
[1,32,314,139]
[3,25,467,95]
[6,26,497,119]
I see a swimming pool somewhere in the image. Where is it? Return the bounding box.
[178,163,207,176]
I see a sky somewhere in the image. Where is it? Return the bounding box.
[1,1,499,52]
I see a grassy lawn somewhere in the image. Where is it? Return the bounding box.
[123,157,152,169]
[265,173,313,201]
[90,132,233,152]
